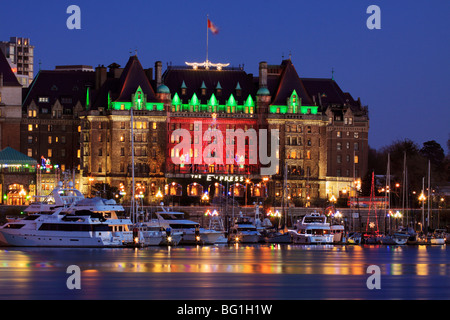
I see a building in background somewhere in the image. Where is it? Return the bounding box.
[20,65,94,194]
[0,37,34,87]
[80,57,167,202]
[18,54,369,206]
[0,50,22,152]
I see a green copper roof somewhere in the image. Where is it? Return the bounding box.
[257,87,270,95]
[157,84,170,93]
[0,147,37,164]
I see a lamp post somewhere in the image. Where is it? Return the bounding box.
[418,191,426,233]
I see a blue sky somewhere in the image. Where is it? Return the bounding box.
[1,0,449,152]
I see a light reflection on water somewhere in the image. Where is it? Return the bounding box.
[0,244,449,299]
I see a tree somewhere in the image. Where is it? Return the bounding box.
[377,139,426,195]
[420,140,444,166]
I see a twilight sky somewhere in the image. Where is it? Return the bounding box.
[1,0,449,152]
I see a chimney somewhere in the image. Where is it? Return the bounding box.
[259,61,267,89]
[155,61,162,87]
[144,68,153,83]
[95,65,107,90]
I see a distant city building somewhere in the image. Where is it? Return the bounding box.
[0,49,22,152]
[0,37,34,87]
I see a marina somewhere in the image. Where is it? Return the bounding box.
[0,183,449,301]
[0,181,448,248]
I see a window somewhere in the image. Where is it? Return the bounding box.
[39,97,49,103]
[337,131,341,138]
[354,155,359,164]
[354,142,359,151]
[337,142,342,150]
[48,149,52,157]
[28,124,33,132]
[48,136,52,144]
[27,136,33,144]
[27,148,32,157]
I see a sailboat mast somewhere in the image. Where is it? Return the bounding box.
[427,159,431,231]
[131,107,135,223]
[402,152,406,226]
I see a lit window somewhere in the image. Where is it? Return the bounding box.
[28,124,33,131]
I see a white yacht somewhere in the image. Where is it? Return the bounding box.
[0,182,135,247]
[289,212,334,244]
[229,214,261,244]
[146,206,225,245]
[330,224,345,243]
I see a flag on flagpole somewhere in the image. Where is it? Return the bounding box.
[207,18,219,35]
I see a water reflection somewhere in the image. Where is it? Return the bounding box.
[0,245,449,299]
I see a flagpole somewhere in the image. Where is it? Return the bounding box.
[206,14,209,63]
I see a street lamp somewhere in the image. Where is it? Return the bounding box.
[419,192,426,232]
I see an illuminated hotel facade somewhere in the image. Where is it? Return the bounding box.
[19,55,369,207]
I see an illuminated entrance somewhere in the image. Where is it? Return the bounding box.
[7,184,28,205]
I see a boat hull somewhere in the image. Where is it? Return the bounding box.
[290,232,334,244]
[0,229,132,247]
[230,232,260,244]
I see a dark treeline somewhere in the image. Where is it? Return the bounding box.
[363,138,450,208]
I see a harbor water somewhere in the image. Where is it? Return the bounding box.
[0,244,449,300]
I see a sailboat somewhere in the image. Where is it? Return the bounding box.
[264,163,292,243]
[380,154,408,245]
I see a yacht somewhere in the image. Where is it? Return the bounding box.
[347,232,362,245]
[380,232,409,245]
[229,214,261,243]
[288,212,334,244]
[330,224,345,243]
[0,182,136,247]
[146,206,225,245]
[132,223,181,246]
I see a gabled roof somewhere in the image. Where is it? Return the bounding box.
[115,55,157,102]
[22,70,95,111]
[0,147,37,164]
[271,60,313,106]
[162,67,257,105]
[301,78,360,110]
[0,50,21,87]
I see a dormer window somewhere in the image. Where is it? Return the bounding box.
[216,81,222,97]
[201,81,207,96]
[39,97,49,103]
[235,82,242,97]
